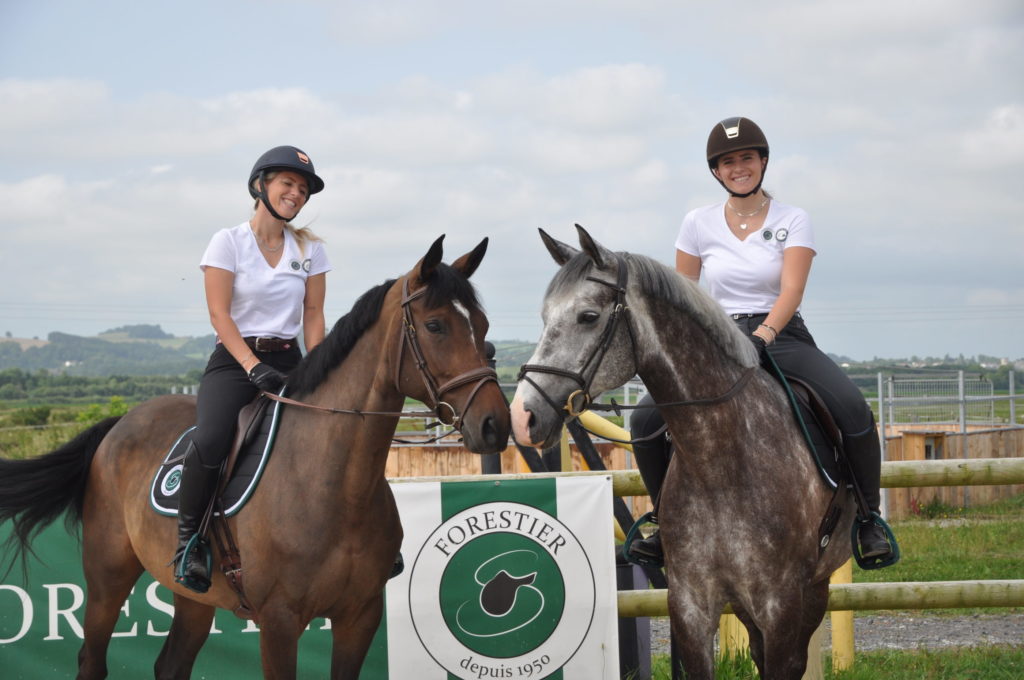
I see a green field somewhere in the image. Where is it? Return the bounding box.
[650,493,1024,679]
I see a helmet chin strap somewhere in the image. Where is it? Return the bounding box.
[713,160,768,198]
[256,171,292,222]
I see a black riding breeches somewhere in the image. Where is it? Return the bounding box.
[732,314,875,436]
[192,343,301,468]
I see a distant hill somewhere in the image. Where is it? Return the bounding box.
[0,325,213,377]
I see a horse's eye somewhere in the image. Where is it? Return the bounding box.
[577,311,600,324]
[425,320,443,333]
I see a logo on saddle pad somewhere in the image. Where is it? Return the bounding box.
[160,465,184,497]
[408,501,596,678]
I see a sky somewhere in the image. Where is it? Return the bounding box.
[1,0,1022,362]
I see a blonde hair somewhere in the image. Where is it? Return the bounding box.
[251,171,324,256]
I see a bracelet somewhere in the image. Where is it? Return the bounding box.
[758,323,778,338]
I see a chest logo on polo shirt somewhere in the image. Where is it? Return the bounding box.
[290,260,301,270]
[761,229,773,241]
[775,228,789,241]
[302,259,311,272]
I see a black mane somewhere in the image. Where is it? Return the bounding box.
[287,263,482,397]
[287,279,395,397]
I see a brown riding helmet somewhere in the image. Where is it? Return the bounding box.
[706,117,769,169]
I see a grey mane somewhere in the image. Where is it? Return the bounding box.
[547,251,758,368]
[627,253,759,368]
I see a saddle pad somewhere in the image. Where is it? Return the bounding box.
[150,397,284,517]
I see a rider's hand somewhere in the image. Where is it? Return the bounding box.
[248,363,286,393]
[749,334,769,362]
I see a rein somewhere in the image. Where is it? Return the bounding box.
[517,253,756,445]
[261,276,499,442]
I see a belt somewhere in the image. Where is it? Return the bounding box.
[243,336,296,352]
[730,313,767,320]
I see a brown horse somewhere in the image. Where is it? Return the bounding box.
[511,226,854,679]
[0,236,511,679]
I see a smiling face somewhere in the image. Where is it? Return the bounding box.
[261,170,310,220]
[711,148,767,196]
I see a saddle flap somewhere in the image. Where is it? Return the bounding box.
[785,376,843,452]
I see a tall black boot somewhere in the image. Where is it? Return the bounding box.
[172,441,221,593]
[628,402,672,563]
[844,419,892,559]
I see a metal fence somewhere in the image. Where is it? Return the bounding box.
[876,370,1019,434]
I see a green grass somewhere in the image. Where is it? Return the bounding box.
[854,493,1024,614]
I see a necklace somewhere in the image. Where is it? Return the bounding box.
[727,197,770,230]
[253,230,284,253]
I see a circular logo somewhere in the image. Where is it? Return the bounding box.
[161,464,183,497]
[290,260,301,271]
[409,502,595,677]
[761,228,773,241]
[302,258,312,272]
[775,228,789,242]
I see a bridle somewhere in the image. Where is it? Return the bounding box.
[393,277,500,429]
[264,276,499,435]
[517,253,757,442]
[517,252,636,420]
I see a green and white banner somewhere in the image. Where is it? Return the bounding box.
[1,475,617,679]
[362,476,619,680]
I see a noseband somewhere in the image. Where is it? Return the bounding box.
[518,253,636,420]
[394,277,500,429]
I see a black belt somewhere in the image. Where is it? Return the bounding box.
[730,313,767,320]
[243,336,296,352]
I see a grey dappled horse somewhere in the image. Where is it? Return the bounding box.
[511,226,854,679]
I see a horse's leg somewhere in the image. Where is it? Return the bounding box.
[257,606,304,680]
[76,528,144,680]
[758,581,827,680]
[329,595,385,679]
[731,604,766,677]
[153,594,216,680]
[666,586,719,680]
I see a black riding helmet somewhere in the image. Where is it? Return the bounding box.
[248,145,325,221]
[706,117,769,198]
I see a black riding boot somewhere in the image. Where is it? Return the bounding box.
[844,420,893,559]
[172,441,221,593]
[629,403,672,562]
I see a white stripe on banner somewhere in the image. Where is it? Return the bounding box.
[384,475,619,680]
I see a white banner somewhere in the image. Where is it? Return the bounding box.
[373,475,619,680]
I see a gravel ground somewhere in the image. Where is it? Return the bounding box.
[648,613,1024,656]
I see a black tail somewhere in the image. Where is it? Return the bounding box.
[0,416,122,579]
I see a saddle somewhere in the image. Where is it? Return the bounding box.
[150,396,281,518]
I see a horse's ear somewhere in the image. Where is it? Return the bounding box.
[450,237,488,279]
[576,223,612,270]
[539,228,579,265]
[418,234,446,282]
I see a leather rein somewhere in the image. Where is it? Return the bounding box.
[262,277,499,441]
[517,253,756,445]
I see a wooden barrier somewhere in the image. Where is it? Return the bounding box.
[616,579,1024,617]
[396,457,1024,496]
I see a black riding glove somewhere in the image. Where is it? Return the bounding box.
[749,334,770,364]
[248,363,286,393]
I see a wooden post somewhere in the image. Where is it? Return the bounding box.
[717,613,748,659]
[830,560,855,671]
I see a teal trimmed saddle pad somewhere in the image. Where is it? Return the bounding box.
[150,397,284,517]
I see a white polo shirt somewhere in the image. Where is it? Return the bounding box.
[675,200,816,315]
[199,222,331,339]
